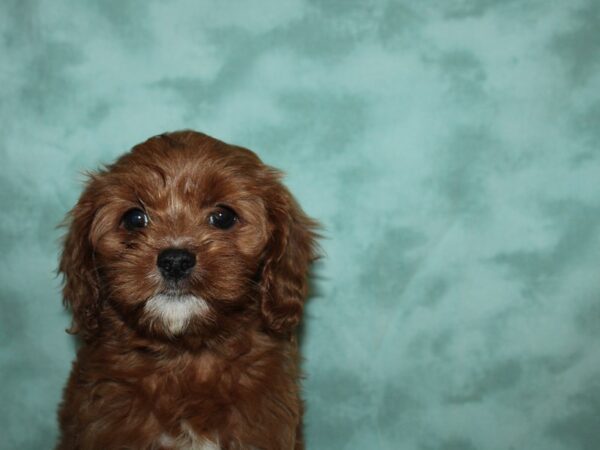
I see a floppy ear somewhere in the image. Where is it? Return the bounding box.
[59,182,101,338]
[259,179,319,334]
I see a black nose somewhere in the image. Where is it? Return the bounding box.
[157,248,196,281]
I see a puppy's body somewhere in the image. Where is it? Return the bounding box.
[58,322,301,449]
[56,132,318,450]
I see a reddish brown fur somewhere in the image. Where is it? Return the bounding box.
[56,131,319,449]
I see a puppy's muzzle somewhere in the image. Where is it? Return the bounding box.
[157,248,196,281]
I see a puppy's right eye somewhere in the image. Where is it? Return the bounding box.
[122,208,148,231]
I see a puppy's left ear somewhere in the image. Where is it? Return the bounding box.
[259,176,319,334]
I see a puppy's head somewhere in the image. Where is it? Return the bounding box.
[59,131,318,341]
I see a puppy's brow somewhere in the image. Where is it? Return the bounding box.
[134,193,148,209]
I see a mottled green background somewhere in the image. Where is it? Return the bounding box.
[1,1,600,449]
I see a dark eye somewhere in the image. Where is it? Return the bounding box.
[122,208,149,231]
[208,206,238,230]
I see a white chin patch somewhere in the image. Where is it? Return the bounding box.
[144,294,209,335]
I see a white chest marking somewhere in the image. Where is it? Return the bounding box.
[144,294,209,335]
[157,430,220,450]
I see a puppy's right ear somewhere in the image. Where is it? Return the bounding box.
[59,179,101,338]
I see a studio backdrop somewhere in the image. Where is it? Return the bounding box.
[1,1,599,449]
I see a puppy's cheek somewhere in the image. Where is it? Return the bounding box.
[235,210,269,258]
[95,232,126,257]
[198,253,257,301]
[95,238,162,309]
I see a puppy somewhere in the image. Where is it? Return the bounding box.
[56,131,319,450]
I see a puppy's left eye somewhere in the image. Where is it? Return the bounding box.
[122,208,149,231]
[208,206,238,230]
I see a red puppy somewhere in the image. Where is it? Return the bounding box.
[56,131,319,450]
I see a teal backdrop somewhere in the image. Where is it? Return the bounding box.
[1,1,599,449]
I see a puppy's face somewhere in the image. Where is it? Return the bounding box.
[92,138,269,337]
[60,132,317,340]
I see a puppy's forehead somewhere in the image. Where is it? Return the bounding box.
[107,132,266,204]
